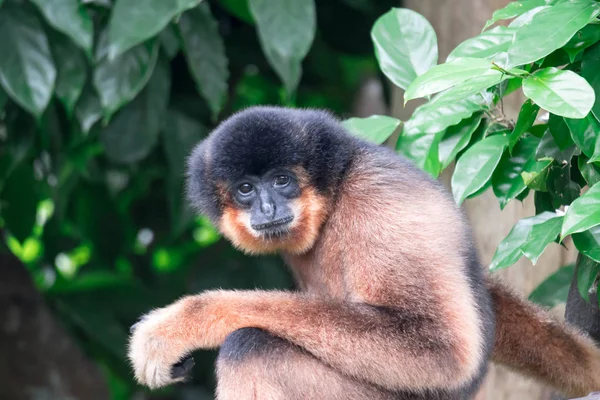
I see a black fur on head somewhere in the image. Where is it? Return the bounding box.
[185,106,358,222]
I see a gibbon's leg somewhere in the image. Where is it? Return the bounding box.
[488,278,600,398]
[215,328,397,400]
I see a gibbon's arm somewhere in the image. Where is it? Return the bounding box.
[128,289,477,391]
[489,279,600,398]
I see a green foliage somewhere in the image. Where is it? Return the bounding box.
[0,0,393,397]
[360,1,600,308]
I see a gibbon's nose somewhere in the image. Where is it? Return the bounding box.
[259,190,276,218]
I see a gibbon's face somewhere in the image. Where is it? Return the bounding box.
[219,167,327,255]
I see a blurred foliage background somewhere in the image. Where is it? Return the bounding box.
[0,0,395,398]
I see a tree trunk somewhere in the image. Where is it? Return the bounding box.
[0,249,110,400]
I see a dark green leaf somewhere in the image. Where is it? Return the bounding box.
[523,67,595,119]
[0,87,7,111]
[521,157,553,191]
[561,182,600,238]
[100,55,171,164]
[492,135,540,209]
[576,255,600,302]
[0,164,39,242]
[535,191,555,214]
[507,1,600,68]
[452,134,508,205]
[371,8,437,91]
[548,114,574,150]
[438,113,483,169]
[219,0,254,23]
[483,0,548,31]
[490,212,563,270]
[31,0,93,57]
[75,83,103,133]
[159,24,180,60]
[573,226,600,264]
[108,0,200,57]
[565,113,600,162]
[536,128,578,163]
[447,26,515,62]
[582,42,600,121]
[405,58,492,101]
[249,0,315,93]
[547,162,581,206]
[578,155,600,186]
[563,24,600,62]
[341,115,401,145]
[50,31,87,116]
[508,99,540,150]
[528,264,575,307]
[0,4,56,117]
[94,36,159,119]
[178,3,229,119]
[162,110,208,176]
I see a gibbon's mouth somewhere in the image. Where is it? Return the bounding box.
[252,215,294,239]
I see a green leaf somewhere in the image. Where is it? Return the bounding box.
[219,0,254,24]
[0,164,40,242]
[490,212,563,271]
[405,58,492,102]
[448,26,515,62]
[561,182,600,238]
[94,37,159,119]
[452,134,508,205]
[0,4,56,118]
[483,0,549,31]
[508,99,540,150]
[563,24,600,62]
[521,157,553,191]
[573,226,600,265]
[508,5,550,29]
[100,56,171,164]
[371,8,438,91]
[578,155,600,186]
[30,0,93,57]
[564,113,600,162]
[178,3,229,119]
[427,70,513,106]
[397,129,443,178]
[163,110,208,176]
[507,0,600,68]
[523,67,595,119]
[576,255,600,302]
[50,31,87,116]
[528,264,575,308]
[0,87,6,111]
[492,135,541,209]
[108,0,200,58]
[159,24,180,60]
[548,114,574,150]
[342,115,401,145]
[536,128,579,163]
[582,42,600,121]
[75,83,103,133]
[249,0,315,94]
[438,113,483,169]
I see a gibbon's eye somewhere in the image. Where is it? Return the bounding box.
[274,175,290,187]
[238,182,254,195]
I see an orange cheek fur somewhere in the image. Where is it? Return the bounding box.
[219,187,328,255]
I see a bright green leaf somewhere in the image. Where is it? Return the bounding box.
[483,0,548,31]
[94,37,159,119]
[438,113,483,169]
[30,0,93,57]
[179,3,229,119]
[521,157,553,191]
[576,255,600,302]
[490,212,563,270]
[565,113,600,162]
[508,99,540,150]
[448,26,515,62]
[405,58,492,102]
[371,8,438,91]
[249,0,315,94]
[342,115,401,145]
[508,5,550,28]
[108,0,200,58]
[582,42,600,121]
[0,4,56,118]
[397,129,443,178]
[523,67,595,119]
[50,31,87,116]
[561,182,600,238]
[452,134,508,205]
[100,56,171,164]
[573,226,600,265]
[492,134,540,209]
[528,264,575,307]
[507,0,600,68]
